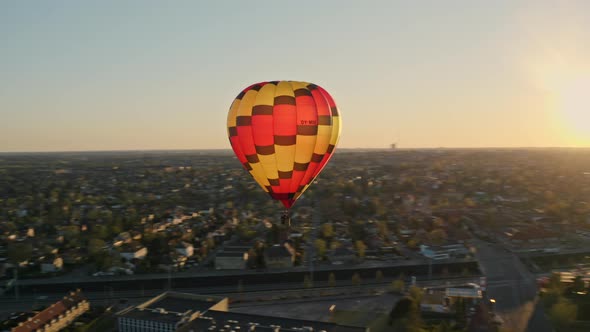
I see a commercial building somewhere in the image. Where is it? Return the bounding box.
[179,310,367,332]
[117,291,366,332]
[116,292,227,332]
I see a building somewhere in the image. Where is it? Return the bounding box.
[119,242,148,261]
[214,251,246,270]
[116,292,228,332]
[419,244,469,260]
[180,310,368,332]
[175,242,194,257]
[329,247,356,265]
[113,232,132,247]
[214,246,250,270]
[118,291,365,332]
[40,256,64,274]
[11,290,89,332]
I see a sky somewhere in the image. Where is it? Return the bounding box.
[1,0,590,152]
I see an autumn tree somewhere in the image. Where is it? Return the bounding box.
[7,242,33,265]
[314,239,327,259]
[352,272,362,286]
[376,270,384,282]
[355,240,367,259]
[328,272,336,287]
[550,298,577,328]
[321,223,334,239]
[391,279,405,293]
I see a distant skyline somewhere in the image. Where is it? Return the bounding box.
[2,1,590,152]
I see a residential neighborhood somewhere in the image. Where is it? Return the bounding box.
[1,149,590,331]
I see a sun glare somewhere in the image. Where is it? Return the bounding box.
[556,75,590,143]
[529,58,590,145]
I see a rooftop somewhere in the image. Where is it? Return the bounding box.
[116,291,226,323]
[146,293,220,313]
[118,307,186,323]
[12,290,87,332]
[180,310,366,332]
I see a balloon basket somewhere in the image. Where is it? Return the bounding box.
[280,209,291,227]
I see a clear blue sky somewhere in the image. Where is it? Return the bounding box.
[2,0,590,152]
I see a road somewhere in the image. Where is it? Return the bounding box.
[473,239,552,332]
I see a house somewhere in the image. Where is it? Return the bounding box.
[175,241,194,257]
[61,249,83,265]
[215,251,246,270]
[113,232,132,247]
[329,247,356,265]
[265,244,293,269]
[12,290,89,332]
[119,243,148,261]
[40,255,64,273]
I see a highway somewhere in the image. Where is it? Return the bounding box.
[473,239,553,332]
[0,275,480,321]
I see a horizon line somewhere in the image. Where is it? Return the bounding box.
[1,146,590,154]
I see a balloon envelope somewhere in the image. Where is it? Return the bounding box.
[227,81,341,208]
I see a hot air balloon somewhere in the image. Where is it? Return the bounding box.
[227,81,341,214]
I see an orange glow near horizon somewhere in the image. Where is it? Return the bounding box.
[527,55,590,146]
[556,76,590,144]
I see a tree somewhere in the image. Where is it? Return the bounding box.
[348,220,367,241]
[548,272,564,293]
[7,242,33,264]
[328,272,336,287]
[376,270,384,282]
[407,238,418,249]
[6,241,34,300]
[389,296,424,332]
[391,279,405,293]
[377,220,389,238]
[408,286,424,304]
[314,239,327,259]
[432,321,453,332]
[549,298,577,328]
[428,229,448,246]
[330,240,341,250]
[571,275,585,294]
[464,197,476,208]
[355,240,366,259]
[389,297,414,322]
[352,272,361,286]
[94,252,114,271]
[88,238,106,256]
[321,223,334,239]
